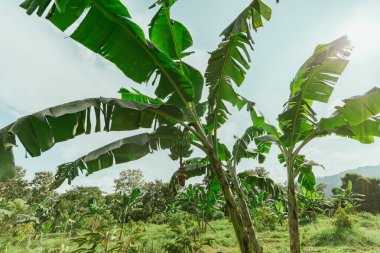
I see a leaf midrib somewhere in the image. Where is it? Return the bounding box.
[212,36,235,145]
[91,0,190,107]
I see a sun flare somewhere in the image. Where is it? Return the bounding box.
[340,13,380,56]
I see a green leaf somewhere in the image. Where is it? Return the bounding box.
[319,87,380,143]
[195,102,208,118]
[232,126,269,164]
[129,188,141,204]
[54,126,180,187]
[21,0,194,107]
[183,63,204,105]
[249,105,279,136]
[278,36,352,147]
[346,180,353,192]
[0,127,16,182]
[0,98,183,179]
[297,165,316,191]
[221,0,271,39]
[206,0,271,130]
[319,87,380,128]
[217,142,232,161]
[118,88,162,104]
[238,171,283,198]
[286,155,323,191]
[149,3,193,59]
[325,117,380,144]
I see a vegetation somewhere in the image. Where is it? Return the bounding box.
[0,168,380,252]
[340,173,380,213]
[0,0,379,253]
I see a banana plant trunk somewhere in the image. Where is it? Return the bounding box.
[208,150,262,253]
[286,162,301,253]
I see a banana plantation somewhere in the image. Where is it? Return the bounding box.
[1,0,380,252]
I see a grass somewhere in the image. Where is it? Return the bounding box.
[1,214,379,253]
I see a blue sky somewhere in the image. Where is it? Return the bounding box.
[1,0,380,192]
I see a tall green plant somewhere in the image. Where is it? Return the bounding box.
[245,36,380,253]
[0,0,276,252]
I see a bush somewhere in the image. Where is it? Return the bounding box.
[332,205,352,229]
[164,211,202,253]
[211,210,225,220]
[356,211,378,228]
[10,222,37,246]
[357,211,376,220]
[251,206,278,231]
[150,213,167,224]
[307,226,374,247]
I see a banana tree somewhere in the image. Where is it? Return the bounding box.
[0,0,275,252]
[297,187,331,221]
[116,188,141,239]
[332,180,364,212]
[247,36,380,253]
[170,126,283,248]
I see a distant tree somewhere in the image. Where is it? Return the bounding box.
[252,167,270,178]
[55,186,104,228]
[332,179,364,213]
[315,183,327,195]
[340,173,380,213]
[114,169,144,195]
[0,166,29,201]
[140,180,174,220]
[30,171,54,203]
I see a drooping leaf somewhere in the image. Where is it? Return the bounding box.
[21,0,194,106]
[318,89,380,143]
[318,87,380,143]
[238,171,283,198]
[282,154,323,191]
[119,88,162,104]
[0,127,16,182]
[54,126,180,188]
[297,165,316,191]
[249,105,279,136]
[323,117,380,144]
[232,126,270,164]
[278,36,352,147]
[278,153,318,191]
[0,98,183,178]
[205,0,271,130]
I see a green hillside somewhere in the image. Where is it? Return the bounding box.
[317,165,380,195]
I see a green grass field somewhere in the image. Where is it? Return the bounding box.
[1,214,379,253]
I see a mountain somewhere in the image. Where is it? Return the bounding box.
[316,164,380,195]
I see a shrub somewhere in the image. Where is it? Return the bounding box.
[332,205,352,229]
[251,205,277,231]
[356,211,378,228]
[307,226,374,247]
[164,211,203,253]
[150,213,167,224]
[211,210,225,220]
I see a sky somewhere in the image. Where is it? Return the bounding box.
[1,0,380,193]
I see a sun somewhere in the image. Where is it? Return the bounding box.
[339,13,380,57]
